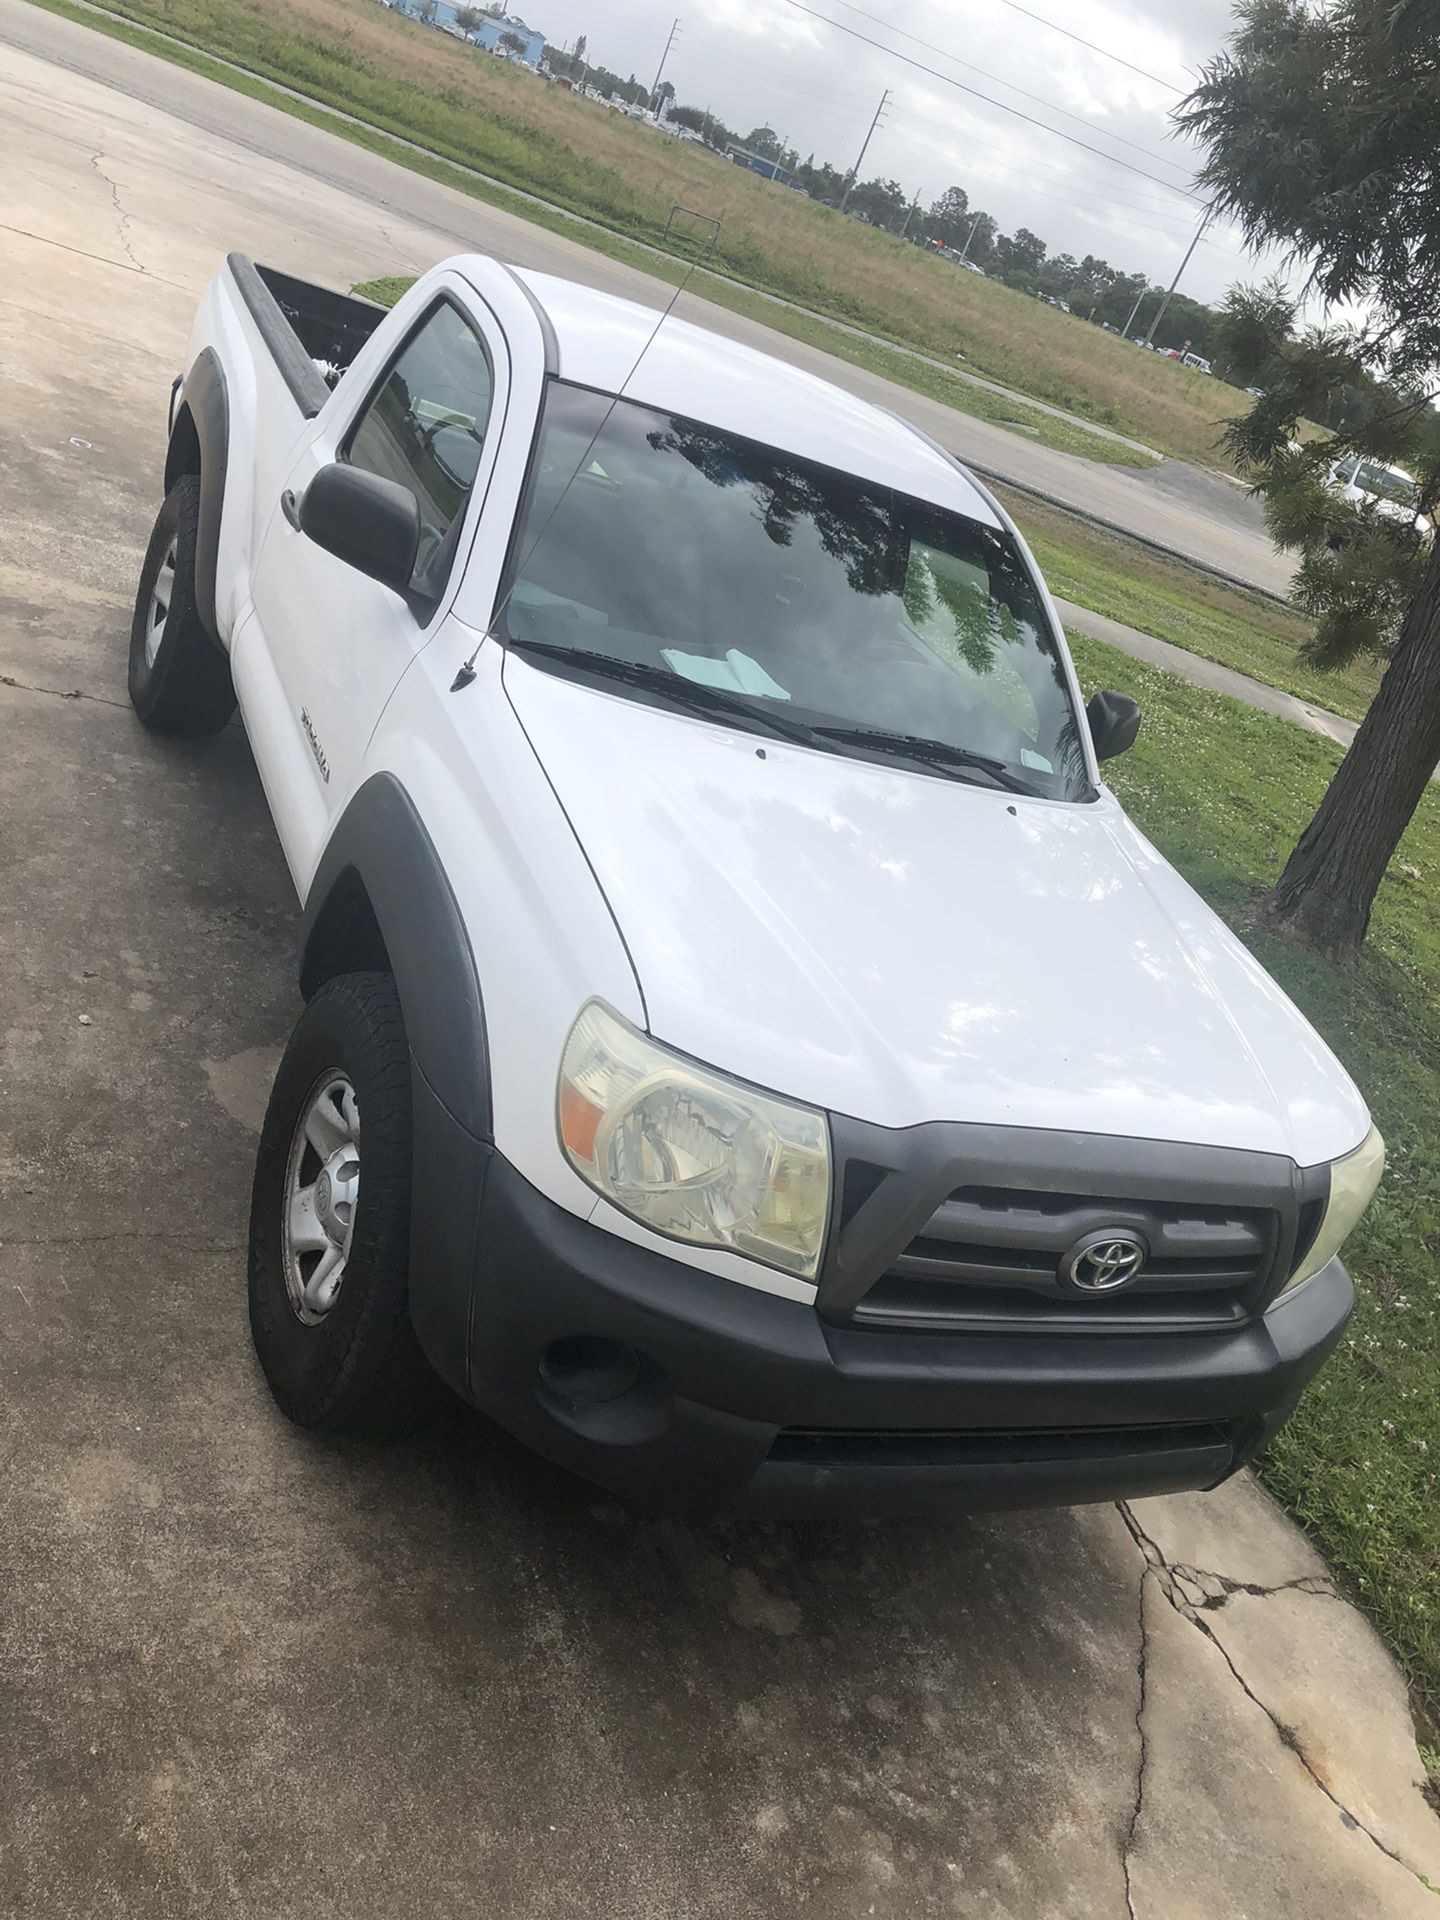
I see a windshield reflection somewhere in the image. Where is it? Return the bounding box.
[499,383,1088,800]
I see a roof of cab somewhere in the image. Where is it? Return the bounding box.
[506,266,1001,529]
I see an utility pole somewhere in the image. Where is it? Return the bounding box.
[958,212,984,261]
[1120,284,1148,339]
[900,190,920,239]
[1142,208,1212,348]
[650,16,679,111]
[838,88,889,214]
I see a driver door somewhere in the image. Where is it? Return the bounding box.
[246,290,505,881]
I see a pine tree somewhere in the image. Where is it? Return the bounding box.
[1179,0,1440,960]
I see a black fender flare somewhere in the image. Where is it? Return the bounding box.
[166,347,228,643]
[300,773,492,1141]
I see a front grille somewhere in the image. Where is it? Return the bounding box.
[816,1117,1318,1338]
[853,1185,1275,1331]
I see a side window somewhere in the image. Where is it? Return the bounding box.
[345,300,494,595]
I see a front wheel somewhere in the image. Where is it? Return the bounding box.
[128,474,236,734]
[248,972,439,1434]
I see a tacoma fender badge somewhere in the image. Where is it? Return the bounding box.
[300,707,330,783]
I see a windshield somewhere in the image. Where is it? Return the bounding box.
[496,383,1089,799]
[1354,461,1418,508]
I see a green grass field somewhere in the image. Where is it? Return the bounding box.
[1002,490,1383,723]
[32,0,1252,470]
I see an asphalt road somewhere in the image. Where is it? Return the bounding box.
[3,6,1438,1915]
[0,0,1290,598]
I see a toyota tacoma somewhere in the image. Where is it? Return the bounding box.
[127,253,1384,1510]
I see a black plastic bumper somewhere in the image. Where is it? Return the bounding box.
[406,1100,1355,1513]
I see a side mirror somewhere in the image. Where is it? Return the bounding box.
[1087,689,1142,763]
[298,464,421,596]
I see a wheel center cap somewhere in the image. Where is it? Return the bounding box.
[312,1149,359,1246]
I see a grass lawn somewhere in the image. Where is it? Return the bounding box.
[1065,630,1440,1728]
[1003,490,1385,725]
[32,0,1249,469]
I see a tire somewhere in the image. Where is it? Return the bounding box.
[128,474,236,734]
[248,972,439,1435]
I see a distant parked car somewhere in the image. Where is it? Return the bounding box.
[957,259,985,275]
[1245,385,1265,398]
[1181,352,1213,375]
[1329,453,1432,537]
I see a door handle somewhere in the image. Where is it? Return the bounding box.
[280,487,303,531]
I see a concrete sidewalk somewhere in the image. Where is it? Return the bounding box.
[1057,597,1362,753]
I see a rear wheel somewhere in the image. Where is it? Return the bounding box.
[128,474,236,734]
[248,972,439,1434]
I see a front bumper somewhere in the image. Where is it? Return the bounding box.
[413,1126,1354,1514]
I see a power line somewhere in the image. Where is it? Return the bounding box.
[674,30,876,110]
[884,142,1201,240]
[778,0,1204,199]
[987,0,1190,95]
[881,107,1201,216]
[807,0,1197,171]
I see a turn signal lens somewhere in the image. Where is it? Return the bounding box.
[1282,1123,1386,1295]
[557,1001,831,1281]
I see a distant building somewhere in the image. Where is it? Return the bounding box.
[388,0,546,66]
[471,11,546,63]
[725,144,792,186]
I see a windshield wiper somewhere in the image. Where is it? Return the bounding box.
[509,641,1044,791]
[808,723,1040,794]
[505,639,824,747]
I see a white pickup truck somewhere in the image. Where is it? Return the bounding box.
[129,252,1383,1511]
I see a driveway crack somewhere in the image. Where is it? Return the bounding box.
[90,146,142,273]
[1117,1501,1438,1894]
[1,673,128,710]
[1121,1554,1150,1920]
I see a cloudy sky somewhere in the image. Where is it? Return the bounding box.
[527,0,1291,305]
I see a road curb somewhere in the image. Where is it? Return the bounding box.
[971,465,1293,608]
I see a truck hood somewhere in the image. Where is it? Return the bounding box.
[504,660,1369,1165]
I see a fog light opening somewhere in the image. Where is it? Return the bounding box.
[535,1336,673,1447]
[539,1335,642,1407]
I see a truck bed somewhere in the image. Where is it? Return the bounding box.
[225,253,386,418]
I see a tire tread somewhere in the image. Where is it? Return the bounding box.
[248,972,440,1436]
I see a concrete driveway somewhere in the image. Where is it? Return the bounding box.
[2,10,1438,1914]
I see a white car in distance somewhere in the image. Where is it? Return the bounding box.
[1330,453,1432,537]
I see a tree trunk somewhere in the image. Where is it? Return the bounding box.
[1268,542,1440,961]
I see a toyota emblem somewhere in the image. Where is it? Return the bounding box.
[1059,1230,1147,1295]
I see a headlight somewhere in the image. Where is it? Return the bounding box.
[1282,1123,1386,1295]
[557,1001,831,1281]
